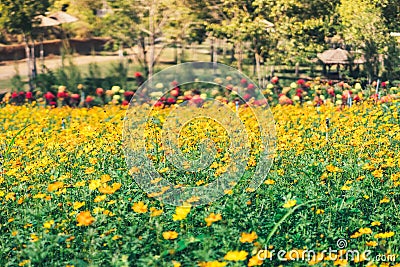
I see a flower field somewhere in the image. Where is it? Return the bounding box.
[1,100,400,266]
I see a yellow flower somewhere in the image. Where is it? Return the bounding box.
[43,220,54,229]
[341,185,351,191]
[316,209,324,214]
[264,179,275,185]
[205,213,222,226]
[239,232,258,243]
[162,231,178,240]
[74,181,86,187]
[73,201,85,210]
[359,227,372,235]
[132,201,148,213]
[47,181,64,192]
[172,205,191,221]
[366,241,378,247]
[76,211,95,226]
[18,260,30,266]
[224,250,248,261]
[374,232,395,239]
[283,199,297,208]
[380,197,390,204]
[172,261,181,267]
[30,233,39,242]
[371,221,381,226]
[198,261,227,267]
[149,207,163,217]
[88,179,101,190]
[94,195,107,203]
[248,255,263,266]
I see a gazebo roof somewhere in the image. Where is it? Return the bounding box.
[34,15,61,27]
[49,11,79,24]
[317,48,365,64]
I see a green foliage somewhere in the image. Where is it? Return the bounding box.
[0,0,50,34]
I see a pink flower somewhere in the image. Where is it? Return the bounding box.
[247,84,255,90]
[240,78,247,84]
[71,94,80,100]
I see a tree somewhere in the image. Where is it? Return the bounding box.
[337,0,388,81]
[0,0,50,91]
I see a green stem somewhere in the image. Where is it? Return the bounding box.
[4,123,31,159]
[265,198,319,245]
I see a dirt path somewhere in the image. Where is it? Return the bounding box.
[0,55,123,80]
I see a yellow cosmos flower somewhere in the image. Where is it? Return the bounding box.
[224,250,248,261]
[173,205,191,221]
[47,181,64,192]
[283,199,297,208]
[198,261,227,267]
[77,211,95,226]
[162,231,178,240]
[73,201,85,210]
[132,201,148,213]
[205,213,222,226]
[248,255,263,266]
[239,232,258,243]
[366,241,378,247]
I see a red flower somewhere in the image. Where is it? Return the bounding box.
[122,100,129,106]
[240,78,247,84]
[57,91,68,98]
[96,88,104,96]
[26,92,33,99]
[154,101,163,107]
[297,79,305,85]
[44,92,56,100]
[338,81,344,87]
[381,81,387,87]
[167,97,176,104]
[271,76,279,84]
[134,72,142,78]
[49,101,57,106]
[124,91,134,97]
[11,92,18,98]
[85,96,94,103]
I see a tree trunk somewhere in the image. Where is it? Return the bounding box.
[210,37,214,63]
[236,42,243,72]
[255,51,261,86]
[148,0,155,79]
[23,33,34,92]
